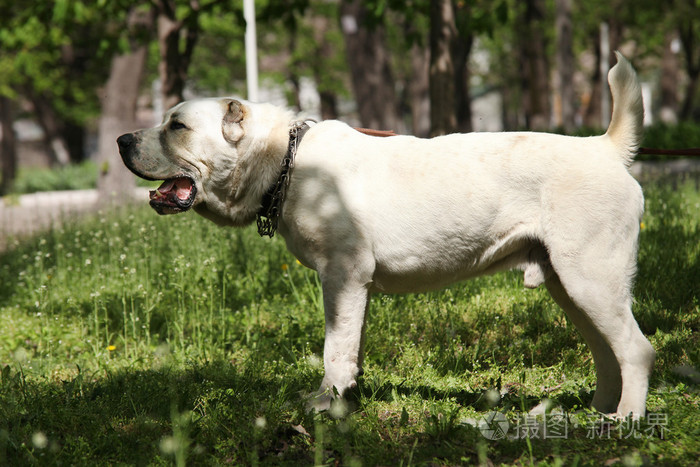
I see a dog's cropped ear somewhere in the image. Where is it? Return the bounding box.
[222,99,245,144]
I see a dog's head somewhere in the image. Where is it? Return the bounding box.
[118,98,293,225]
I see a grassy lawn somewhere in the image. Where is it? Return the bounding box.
[0,181,698,466]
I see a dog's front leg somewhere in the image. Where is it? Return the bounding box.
[307,269,371,412]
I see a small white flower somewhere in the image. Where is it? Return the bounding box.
[32,432,48,449]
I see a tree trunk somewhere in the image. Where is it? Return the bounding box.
[583,29,602,128]
[555,0,575,132]
[96,8,151,200]
[1,96,17,196]
[660,31,680,124]
[453,35,473,133]
[681,68,700,121]
[340,0,399,131]
[287,33,303,113]
[429,0,457,137]
[156,0,200,112]
[409,42,430,137]
[310,12,338,120]
[679,15,699,120]
[517,0,550,131]
[583,18,623,128]
[30,95,71,166]
[64,122,86,163]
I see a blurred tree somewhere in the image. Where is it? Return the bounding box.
[627,0,698,122]
[155,0,205,110]
[309,10,343,119]
[257,0,347,120]
[574,0,626,128]
[555,0,574,132]
[97,6,153,200]
[0,96,17,195]
[677,0,700,120]
[302,1,347,119]
[339,0,400,130]
[188,12,245,96]
[452,0,508,132]
[429,0,458,136]
[364,0,431,135]
[363,0,506,136]
[153,0,239,111]
[453,2,474,134]
[659,31,681,124]
[516,0,551,130]
[0,0,150,191]
[408,40,431,137]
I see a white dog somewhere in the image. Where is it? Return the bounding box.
[118,53,654,417]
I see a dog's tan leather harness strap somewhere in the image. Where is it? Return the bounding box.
[257,121,312,238]
[354,127,397,137]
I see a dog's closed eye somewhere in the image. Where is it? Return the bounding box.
[169,121,188,131]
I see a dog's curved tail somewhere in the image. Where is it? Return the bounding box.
[604,52,644,167]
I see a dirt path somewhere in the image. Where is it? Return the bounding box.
[0,188,150,251]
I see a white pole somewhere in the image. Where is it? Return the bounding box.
[600,22,610,128]
[244,0,259,102]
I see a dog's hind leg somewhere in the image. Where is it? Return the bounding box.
[545,274,622,413]
[541,172,653,417]
[545,253,654,418]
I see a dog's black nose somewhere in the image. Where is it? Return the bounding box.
[117,133,135,153]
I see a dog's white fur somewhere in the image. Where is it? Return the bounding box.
[119,53,654,417]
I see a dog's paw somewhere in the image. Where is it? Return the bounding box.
[610,410,644,421]
[305,389,333,413]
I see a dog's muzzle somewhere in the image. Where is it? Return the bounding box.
[117,133,197,215]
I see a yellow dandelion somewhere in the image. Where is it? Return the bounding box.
[107,345,117,352]
[640,222,646,230]
[281,263,289,271]
[296,259,303,266]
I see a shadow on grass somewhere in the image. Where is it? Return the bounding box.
[0,360,316,465]
[353,374,594,414]
[636,222,700,331]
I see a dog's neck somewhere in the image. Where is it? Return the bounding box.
[256,121,312,237]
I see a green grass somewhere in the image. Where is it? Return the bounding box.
[0,182,699,465]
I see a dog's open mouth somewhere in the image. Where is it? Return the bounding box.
[149,177,197,215]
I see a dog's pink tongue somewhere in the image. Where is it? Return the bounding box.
[149,178,193,201]
[174,178,193,200]
[158,179,176,194]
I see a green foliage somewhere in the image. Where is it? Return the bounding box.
[0,182,698,464]
[187,4,247,96]
[9,162,98,195]
[287,0,349,98]
[0,0,140,124]
[640,122,700,160]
